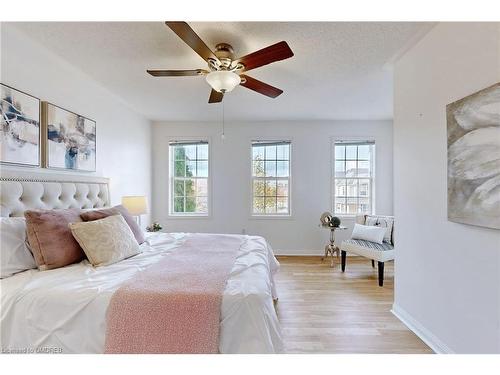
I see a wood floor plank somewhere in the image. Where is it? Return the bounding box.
[275,256,433,354]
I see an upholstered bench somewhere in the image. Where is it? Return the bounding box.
[340,214,394,286]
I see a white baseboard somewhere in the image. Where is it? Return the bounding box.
[391,303,454,354]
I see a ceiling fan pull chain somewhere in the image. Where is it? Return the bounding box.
[221,101,225,141]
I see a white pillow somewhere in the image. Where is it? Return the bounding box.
[69,214,140,267]
[351,223,386,244]
[1,217,37,278]
[365,215,394,244]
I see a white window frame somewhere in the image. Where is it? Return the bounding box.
[331,138,376,217]
[250,139,292,218]
[168,138,211,218]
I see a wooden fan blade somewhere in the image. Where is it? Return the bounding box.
[208,89,224,103]
[240,75,283,98]
[147,69,208,77]
[235,41,294,72]
[165,22,219,63]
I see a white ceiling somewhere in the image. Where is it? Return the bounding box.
[11,22,432,122]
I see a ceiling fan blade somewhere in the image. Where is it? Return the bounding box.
[240,75,283,98]
[165,22,219,63]
[208,89,224,103]
[147,69,208,77]
[235,41,294,72]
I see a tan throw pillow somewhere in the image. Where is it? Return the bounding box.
[69,214,140,267]
[24,209,85,270]
[80,205,145,244]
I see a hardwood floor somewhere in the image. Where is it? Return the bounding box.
[274,256,432,354]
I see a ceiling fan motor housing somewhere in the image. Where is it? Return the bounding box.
[215,43,234,59]
[209,43,243,71]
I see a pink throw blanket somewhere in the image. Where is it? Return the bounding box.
[104,234,243,354]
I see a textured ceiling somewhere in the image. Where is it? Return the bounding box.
[10,22,432,121]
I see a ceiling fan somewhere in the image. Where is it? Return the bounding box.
[147,22,294,103]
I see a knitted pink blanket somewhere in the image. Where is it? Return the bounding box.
[104,234,243,354]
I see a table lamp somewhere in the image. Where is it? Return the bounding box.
[121,196,148,226]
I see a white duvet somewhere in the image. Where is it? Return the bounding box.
[0,232,283,354]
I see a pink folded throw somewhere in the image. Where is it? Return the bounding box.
[104,234,243,354]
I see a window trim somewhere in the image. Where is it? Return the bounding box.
[250,138,293,219]
[167,137,212,218]
[331,137,376,217]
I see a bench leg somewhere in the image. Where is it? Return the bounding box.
[341,251,346,272]
[371,259,375,268]
[377,261,384,287]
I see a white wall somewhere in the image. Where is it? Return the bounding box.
[152,120,393,254]
[393,23,500,353]
[0,24,152,226]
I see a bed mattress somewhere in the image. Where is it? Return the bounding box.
[0,232,282,354]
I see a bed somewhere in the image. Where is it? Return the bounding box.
[0,171,283,354]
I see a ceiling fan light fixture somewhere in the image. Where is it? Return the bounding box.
[206,71,241,93]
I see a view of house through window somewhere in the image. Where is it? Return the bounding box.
[169,141,209,215]
[252,141,291,215]
[333,141,374,215]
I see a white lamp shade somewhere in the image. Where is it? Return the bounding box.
[121,196,148,216]
[206,71,241,93]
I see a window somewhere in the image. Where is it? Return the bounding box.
[169,141,209,215]
[252,141,291,216]
[333,141,375,215]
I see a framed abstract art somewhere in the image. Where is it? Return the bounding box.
[0,83,41,167]
[43,102,96,172]
[447,82,500,230]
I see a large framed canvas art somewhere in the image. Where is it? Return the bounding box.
[43,102,96,172]
[447,82,500,230]
[0,83,41,167]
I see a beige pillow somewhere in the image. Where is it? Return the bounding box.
[69,214,140,267]
[80,205,145,244]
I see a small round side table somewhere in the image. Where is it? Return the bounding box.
[321,225,347,268]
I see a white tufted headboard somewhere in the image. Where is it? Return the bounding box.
[0,170,110,217]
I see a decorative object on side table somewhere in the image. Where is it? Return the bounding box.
[146,222,162,232]
[446,82,500,230]
[0,83,41,167]
[43,102,96,171]
[121,196,148,227]
[319,212,347,267]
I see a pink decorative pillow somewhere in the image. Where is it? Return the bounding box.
[80,205,145,244]
[24,209,85,270]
